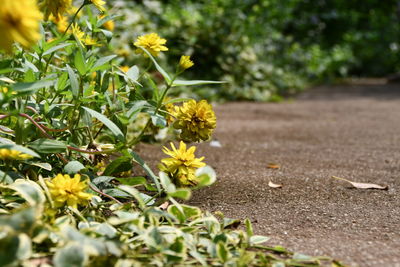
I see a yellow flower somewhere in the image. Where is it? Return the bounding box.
[120,66,130,73]
[0,149,33,161]
[159,141,205,186]
[40,0,71,20]
[50,15,69,33]
[89,0,106,12]
[179,55,194,70]
[134,33,168,57]
[0,0,43,52]
[173,100,216,142]
[117,48,129,58]
[83,36,100,46]
[99,15,114,31]
[71,24,99,47]
[67,6,81,17]
[162,99,176,125]
[46,174,93,209]
[71,23,84,40]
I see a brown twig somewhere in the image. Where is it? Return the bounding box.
[39,124,69,132]
[89,183,122,204]
[67,145,118,155]
[0,114,10,120]
[19,113,54,139]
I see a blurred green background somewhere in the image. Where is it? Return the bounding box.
[111,0,400,101]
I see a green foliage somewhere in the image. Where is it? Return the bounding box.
[0,188,339,266]
[112,0,397,101]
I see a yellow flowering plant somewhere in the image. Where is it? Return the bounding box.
[159,141,205,186]
[0,0,223,211]
[46,173,93,209]
[0,1,340,266]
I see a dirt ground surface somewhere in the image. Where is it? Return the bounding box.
[139,82,400,267]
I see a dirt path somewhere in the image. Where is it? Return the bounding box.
[141,83,400,267]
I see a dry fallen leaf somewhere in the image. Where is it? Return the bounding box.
[159,201,169,210]
[267,163,280,169]
[268,181,283,188]
[209,140,222,147]
[332,176,388,190]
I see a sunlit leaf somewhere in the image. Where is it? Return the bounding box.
[8,179,45,206]
[138,47,171,83]
[28,139,66,154]
[172,79,226,87]
[64,161,86,174]
[82,106,125,142]
[53,244,85,267]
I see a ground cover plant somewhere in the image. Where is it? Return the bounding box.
[0,1,345,266]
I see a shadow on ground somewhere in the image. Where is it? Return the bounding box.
[140,81,400,267]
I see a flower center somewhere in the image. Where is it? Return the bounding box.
[4,12,21,28]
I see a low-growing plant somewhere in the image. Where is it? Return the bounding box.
[0,1,343,266]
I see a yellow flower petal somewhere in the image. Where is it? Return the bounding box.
[134,33,168,57]
[46,173,93,209]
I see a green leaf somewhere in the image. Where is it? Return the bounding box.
[103,188,131,199]
[245,218,253,237]
[181,204,202,220]
[28,139,66,153]
[172,79,226,87]
[54,244,85,267]
[138,47,171,83]
[94,223,117,238]
[43,43,73,56]
[151,113,167,128]
[92,176,114,187]
[29,162,52,171]
[0,68,13,74]
[271,262,286,267]
[116,176,147,186]
[0,232,31,266]
[159,171,176,193]
[96,14,120,28]
[163,97,192,105]
[66,64,79,98]
[126,66,139,82]
[0,144,40,158]
[99,29,113,41]
[167,205,185,223]
[82,106,125,142]
[74,49,87,76]
[103,156,132,176]
[216,242,229,263]
[118,185,145,209]
[12,79,56,95]
[8,179,45,206]
[169,188,192,200]
[249,235,270,245]
[0,170,14,184]
[292,253,314,261]
[195,166,217,188]
[0,207,36,232]
[223,218,241,229]
[64,161,86,174]
[126,100,150,121]
[130,151,160,192]
[57,72,69,91]
[91,55,117,72]
[15,234,31,261]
